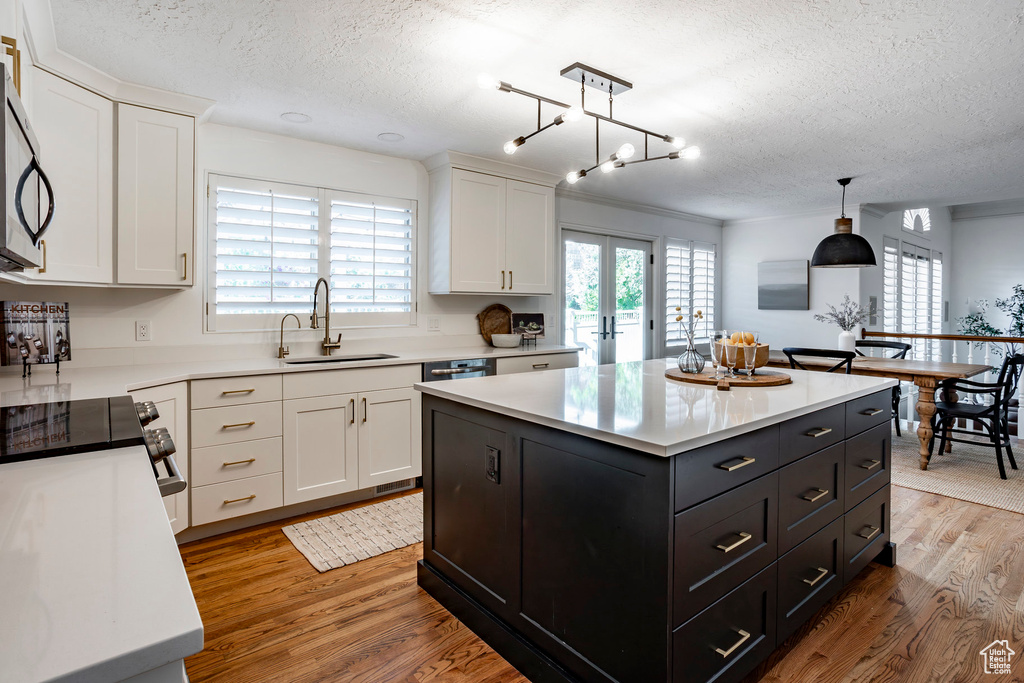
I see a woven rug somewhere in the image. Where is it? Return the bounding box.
[891,428,1024,514]
[283,492,423,572]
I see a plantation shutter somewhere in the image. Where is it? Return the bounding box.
[665,239,716,347]
[930,251,943,360]
[692,242,716,340]
[882,237,899,333]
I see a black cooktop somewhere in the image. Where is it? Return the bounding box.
[0,395,146,463]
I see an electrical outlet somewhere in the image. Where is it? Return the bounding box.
[135,320,151,342]
[485,447,500,484]
[428,317,441,332]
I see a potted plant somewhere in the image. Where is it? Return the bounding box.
[996,284,1024,355]
[814,295,869,352]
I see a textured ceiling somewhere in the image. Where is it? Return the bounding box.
[48,0,1024,219]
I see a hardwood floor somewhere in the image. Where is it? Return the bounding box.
[181,486,1024,683]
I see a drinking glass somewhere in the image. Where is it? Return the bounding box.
[710,330,729,378]
[742,331,760,375]
[724,341,740,377]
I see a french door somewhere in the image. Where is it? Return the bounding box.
[562,230,653,366]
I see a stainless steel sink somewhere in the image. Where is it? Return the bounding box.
[283,353,398,365]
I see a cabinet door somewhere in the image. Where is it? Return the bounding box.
[283,394,359,504]
[505,180,553,294]
[116,104,194,285]
[130,382,189,535]
[450,169,505,293]
[27,68,113,283]
[357,388,421,489]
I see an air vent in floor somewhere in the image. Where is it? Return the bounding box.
[376,479,415,495]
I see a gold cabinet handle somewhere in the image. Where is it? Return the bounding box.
[532,363,549,369]
[717,456,756,472]
[221,388,255,395]
[857,525,881,540]
[38,239,46,273]
[859,459,882,471]
[803,567,829,587]
[223,494,256,505]
[860,408,884,416]
[714,629,751,658]
[349,398,355,425]
[805,427,833,438]
[362,397,367,423]
[222,421,255,429]
[182,252,188,281]
[222,458,256,467]
[802,488,829,502]
[509,270,512,289]
[715,531,752,553]
[501,270,506,290]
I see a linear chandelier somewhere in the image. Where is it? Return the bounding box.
[478,62,700,185]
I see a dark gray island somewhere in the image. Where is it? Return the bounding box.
[415,360,898,683]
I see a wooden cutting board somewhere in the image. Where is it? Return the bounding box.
[477,304,512,344]
[665,367,792,391]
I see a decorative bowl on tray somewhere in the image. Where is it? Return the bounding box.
[491,333,522,348]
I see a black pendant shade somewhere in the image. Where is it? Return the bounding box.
[810,179,877,268]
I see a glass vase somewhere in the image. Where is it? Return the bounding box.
[677,331,706,374]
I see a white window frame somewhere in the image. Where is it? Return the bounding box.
[665,238,716,352]
[901,208,931,238]
[882,235,942,360]
[205,173,417,333]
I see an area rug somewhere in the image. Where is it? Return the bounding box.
[283,492,423,572]
[891,429,1024,514]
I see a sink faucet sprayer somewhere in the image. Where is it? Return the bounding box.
[310,277,342,356]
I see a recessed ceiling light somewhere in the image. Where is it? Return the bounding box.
[377,132,405,142]
[280,112,311,123]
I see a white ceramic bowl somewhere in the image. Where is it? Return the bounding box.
[491,333,522,348]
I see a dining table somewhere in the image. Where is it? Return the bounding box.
[765,350,993,470]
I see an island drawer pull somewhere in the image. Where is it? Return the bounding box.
[224,494,256,505]
[859,459,882,471]
[714,629,751,658]
[805,427,833,438]
[857,525,881,540]
[802,488,829,502]
[715,532,752,553]
[803,567,829,587]
[532,363,549,369]
[221,388,256,395]
[860,408,884,416]
[222,421,256,429]
[223,458,256,467]
[718,456,756,472]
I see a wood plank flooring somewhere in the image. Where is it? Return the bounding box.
[181,486,1024,683]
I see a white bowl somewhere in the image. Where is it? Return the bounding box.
[491,333,522,348]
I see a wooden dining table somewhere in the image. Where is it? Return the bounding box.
[766,351,992,470]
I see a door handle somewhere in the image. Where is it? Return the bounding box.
[38,239,46,273]
[182,252,188,281]
[610,316,618,339]
[362,397,368,423]
[590,316,609,340]
[349,398,355,424]
[509,271,512,289]
[501,270,505,290]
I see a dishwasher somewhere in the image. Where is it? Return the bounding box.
[422,357,497,381]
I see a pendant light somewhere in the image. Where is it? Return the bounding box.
[810,177,877,268]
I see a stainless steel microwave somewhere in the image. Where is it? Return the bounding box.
[0,63,51,272]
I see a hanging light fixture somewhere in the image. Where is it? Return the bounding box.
[479,63,700,184]
[810,178,877,268]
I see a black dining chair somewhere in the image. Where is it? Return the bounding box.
[930,353,1024,480]
[782,347,855,374]
[856,340,912,436]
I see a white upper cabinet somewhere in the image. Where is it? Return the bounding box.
[450,169,506,292]
[27,68,113,283]
[505,179,554,294]
[116,104,195,286]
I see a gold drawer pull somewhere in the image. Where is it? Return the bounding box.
[805,427,833,438]
[223,494,256,505]
[716,532,752,553]
[223,458,256,467]
[221,388,256,395]
[860,408,884,416]
[857,525,881,541]
[859,459,882,471]
[718,456,756,472]
[714,629,751,658]
[802,488,829,503]
[222,421,256,429]
[803,567,829,587]
[532,363,549,369]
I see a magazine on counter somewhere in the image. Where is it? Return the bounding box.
[0,301,71,366]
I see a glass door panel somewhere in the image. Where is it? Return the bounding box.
[563,232,603,367]
[613,242,647,364]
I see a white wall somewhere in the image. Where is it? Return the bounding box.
[950,210,1024,333]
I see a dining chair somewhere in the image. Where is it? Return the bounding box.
[782,348,855,374]
[930,353,1024,480]
[856,340,912,436]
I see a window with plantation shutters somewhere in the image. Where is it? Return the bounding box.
[882,236,942,360]
[665,238,716,348]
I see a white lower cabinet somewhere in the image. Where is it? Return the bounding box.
[130,382,189,535]
[283,394,359,505]
[359,388,422,489]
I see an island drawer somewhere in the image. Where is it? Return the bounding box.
[191,374,282,409]
[779,404,846,465]
[844,422,891,510]
[778,442,845,554]
[191,402,283,448]
[191,472,284,526]
[777,516,844,643]
[673,563,777,683]
[674,425,780,511]
[846,390,893,436]
[844,484,890,583]
[191,437,283,487]
[495,352,579,375]
[674,473,778,626]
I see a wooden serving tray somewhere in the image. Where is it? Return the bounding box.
[477,303,512,344]
[666,367,792,391]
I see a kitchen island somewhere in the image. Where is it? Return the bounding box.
[415,359,898,683]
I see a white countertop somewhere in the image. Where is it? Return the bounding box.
[0,446,203,682]
[416,359,898,457]
[0,344,579,407]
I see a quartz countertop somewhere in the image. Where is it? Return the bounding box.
[415,359,898,457]
[0,344,579,408]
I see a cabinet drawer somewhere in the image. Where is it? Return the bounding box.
[673,564,777,683]
[778,442,845,554]
[191,402,282,448]
[191,374,282,409]
[191,472,283,526]
[844,484,890,583]
[674,473,778,626]
[283,364,419,399]
[779,404,845,465]
[846,390,893,437]
[675,426,780,511]
[191,437,283,487]
[845,422,891,510]
[777,517,844,643]
[495,352,578,375]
